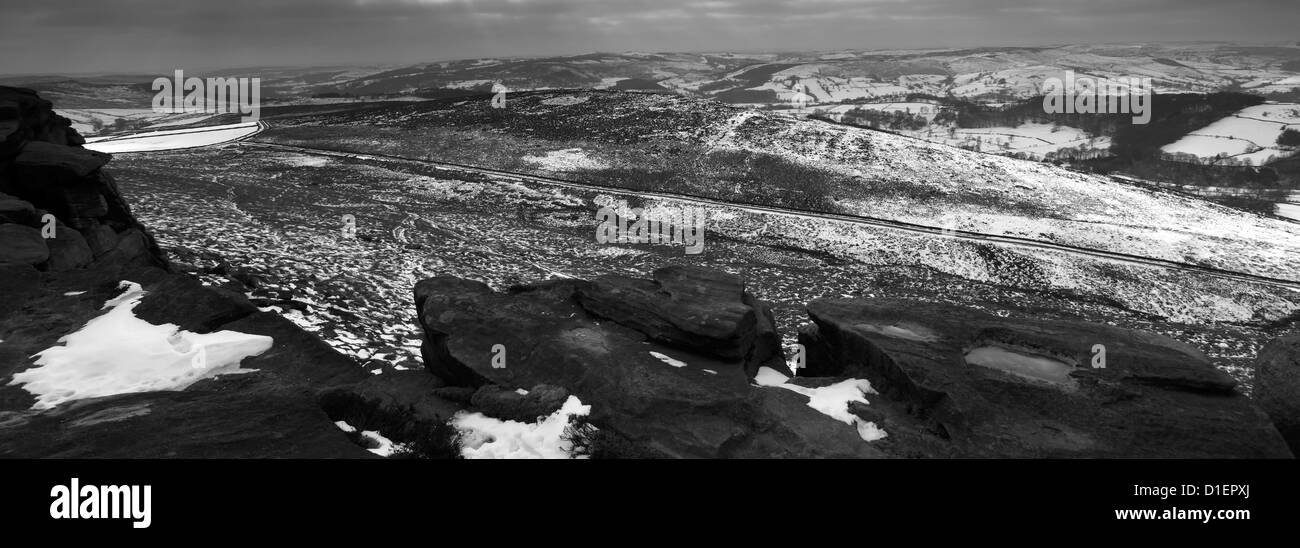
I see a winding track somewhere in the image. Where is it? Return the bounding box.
[105,120,1300,292]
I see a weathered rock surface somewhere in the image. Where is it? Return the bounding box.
[14,140,110,178]
[0,193,36,224]
[577,266,786,376]
[0,263,390,457]
[415,272,879,458]
[0,86,166,273]
[470,384,570,423]
[1255,335,1300,455]
[132,274,259,333]
[318,370,463,448]
[0,87,83,150]
[0,223,48,265]
[44,222,93,271]
[799,298,1292,458]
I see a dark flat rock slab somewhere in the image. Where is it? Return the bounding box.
[800,298,1292,458]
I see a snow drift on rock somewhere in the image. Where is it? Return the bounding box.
[453,395,592,459]
[10,281,273,410]
[753,366,889,442]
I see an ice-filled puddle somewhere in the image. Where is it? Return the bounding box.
[964,346,1075,385]
[855,322,939,342]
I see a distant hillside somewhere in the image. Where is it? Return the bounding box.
[9,41,1299,109]
[252,90,1300,284]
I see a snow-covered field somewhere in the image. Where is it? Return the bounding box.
[811,105,1109,160]
[912,122,1110,159]
[57,108,221,137]
[815,102,941,121]
[711,109,1300,285]
[521,148,608,171]
[84,122,262,153]
[1161,103,1300,165]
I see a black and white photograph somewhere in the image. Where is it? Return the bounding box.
[1,0,1297,533]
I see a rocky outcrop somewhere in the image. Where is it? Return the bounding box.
[414,268,878,458]
[0,86,84,152]
[0,86,166,271]
[1255,335,1300,454]
[576,267,786,376]
[413,265,1293,458]
[799,298,1293,458]
[0,87,412,458]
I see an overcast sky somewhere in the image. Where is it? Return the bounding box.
[1,0,1297,75]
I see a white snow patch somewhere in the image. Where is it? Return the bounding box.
[650,351,688,368]
[335,420,407,456]
[63,291,86,296]
[751,366,888,442]
[540,95,590,106]
[279,154,330,168]
[521,148,608,171]
[779,378,877,425]
[453,395,591,459]
[360,430,402,457]
[753,366,791,387]
[9,281,272,410]
[856,421,889,442]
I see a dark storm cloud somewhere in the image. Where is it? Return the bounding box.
[0,0,1296,74]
